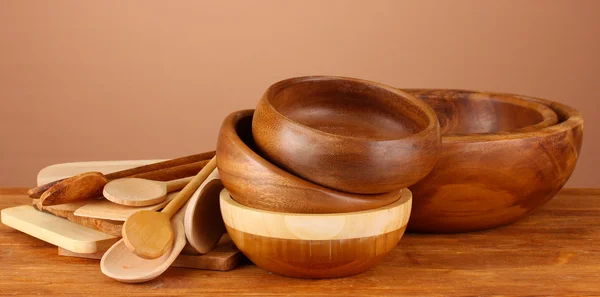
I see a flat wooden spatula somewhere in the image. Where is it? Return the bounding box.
[122,156,217,259]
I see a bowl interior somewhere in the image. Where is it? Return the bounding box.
[412,91,556,135]
[267,78,430,139]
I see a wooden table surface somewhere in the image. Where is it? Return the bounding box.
[1,188,599,296]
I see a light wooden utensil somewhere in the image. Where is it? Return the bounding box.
[1,205,118,253]
[184,169,226,254]
[103,176,192,206]
[101,199,191,283]
[36,160,211,206]
[74,191,177,221]
[30,152,215,198]
[60,233,242,271]
[101,216,186,283]
[122,156,217,259]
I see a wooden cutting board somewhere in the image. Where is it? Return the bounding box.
[58,234,242,271]
[1,205,118,253]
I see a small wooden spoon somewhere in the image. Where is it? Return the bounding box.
[122,156,217,259]
[103,177,192,207]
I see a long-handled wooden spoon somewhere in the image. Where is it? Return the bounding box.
[103,176,192,206]
[100,201,189,283]
[122,156,217,259]
[38,160,209,206]
[29,151,215,198]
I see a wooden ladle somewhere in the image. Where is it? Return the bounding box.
[122,156,216,259]
[103,176,193,207]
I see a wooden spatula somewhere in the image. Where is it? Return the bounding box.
[122,156,217,259]
[103,176,193,206]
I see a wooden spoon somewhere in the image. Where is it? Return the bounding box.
[29,151,215,198]
[38,160,210,206]
[100,202,188,283]
[183,169,225,254]
[103,176,192,206]
[122,156,216,259]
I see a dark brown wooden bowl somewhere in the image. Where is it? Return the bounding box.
[216,110,403,214]
[252,76,441,194]
[403,89,581,233]
[220,188,412,278]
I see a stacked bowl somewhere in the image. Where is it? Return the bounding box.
[215,76,583,278]
[216,76,442,278]
[404,89,583,232]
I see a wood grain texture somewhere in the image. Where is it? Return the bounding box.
[58,234,241,271]
[228,226,406,279]
[414,90,558,135]
[252,76,441,194]
[221,188,411,278]
[404,89,584,233]
[1,188,599,295]
[217,110,403,214]
[220,188,411,240]
[40,172,108,205]
[29,152,215,198]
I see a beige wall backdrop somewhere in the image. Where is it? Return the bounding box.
[0,0,598,187]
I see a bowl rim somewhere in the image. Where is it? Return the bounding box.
[217,109,404,211]
[260,75,440,142]
[403,88,583,143]
[219,188,412,240]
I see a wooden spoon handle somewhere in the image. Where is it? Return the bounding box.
[130,160,209,181]
[28,151,215,198]
[104,151,215,180]
[165,176,194,192]
[161,157,217,218]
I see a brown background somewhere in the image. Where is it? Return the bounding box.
[0,0,598,187]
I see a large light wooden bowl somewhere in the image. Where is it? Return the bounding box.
[404,89,581,233]
[252,76,441,194]
[220,188,412,279]
[216,110,403,214]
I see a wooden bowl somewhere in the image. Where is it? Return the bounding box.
[404,89,582,233]
[220,188,412,278]
[252,76,441,194]
[216,110,402,213]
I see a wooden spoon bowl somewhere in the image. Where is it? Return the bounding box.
[404,89,581,233]
[216,110,403,214]
[220,188,412,279]
[252,76,441,194]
